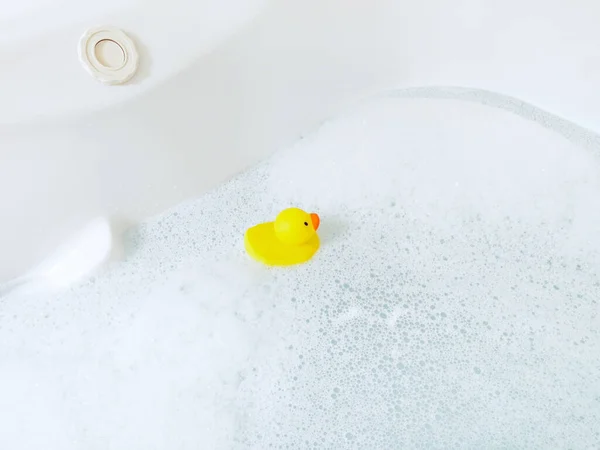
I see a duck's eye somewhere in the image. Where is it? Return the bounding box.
[304,222,308,226]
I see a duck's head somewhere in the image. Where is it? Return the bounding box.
[274,208,320,245]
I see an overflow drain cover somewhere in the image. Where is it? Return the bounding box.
[79,26,139,85]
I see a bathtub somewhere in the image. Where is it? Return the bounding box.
[1,0,600,448]
[3,0,600,281]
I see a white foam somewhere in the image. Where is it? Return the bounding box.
[1,94,599,449]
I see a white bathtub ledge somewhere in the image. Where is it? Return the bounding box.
[0,0,267,124]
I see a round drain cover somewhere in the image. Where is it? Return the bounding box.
[78,26,139,85]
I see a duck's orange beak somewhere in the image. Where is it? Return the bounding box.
[310,213,320,231]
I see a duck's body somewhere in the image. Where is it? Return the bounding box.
[244,208,320,266]
[245,223,320,266]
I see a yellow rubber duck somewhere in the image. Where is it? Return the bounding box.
[244,208,320,266]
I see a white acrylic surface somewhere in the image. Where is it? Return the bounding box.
[0,0,266,122]
[1,96,598,448]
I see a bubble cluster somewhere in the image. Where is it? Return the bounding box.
[1,95,599,449]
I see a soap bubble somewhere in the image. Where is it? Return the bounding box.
[2,92,600,449]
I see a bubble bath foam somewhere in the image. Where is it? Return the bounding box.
[1,91,599,449]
